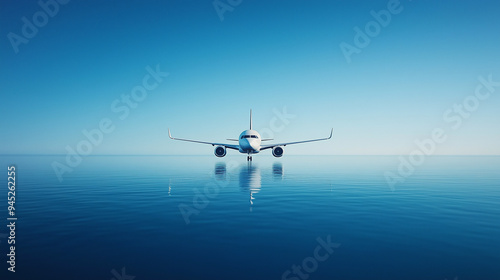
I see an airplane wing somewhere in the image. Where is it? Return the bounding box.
[168,129,240,150]
[259,128,333,151]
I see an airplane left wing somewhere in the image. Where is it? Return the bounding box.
[259,128,333,151]
[168,129,240,150]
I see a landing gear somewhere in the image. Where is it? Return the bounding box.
[247,156,252,161]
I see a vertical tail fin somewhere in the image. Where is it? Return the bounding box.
[250,109,252,130]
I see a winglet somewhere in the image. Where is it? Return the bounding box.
[168,128,173,139]
[328,128,334,139]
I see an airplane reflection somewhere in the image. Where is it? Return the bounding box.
[214,161,284,205]
[239,162,261,205]
[272,162,283,180]
[214,162,227,181]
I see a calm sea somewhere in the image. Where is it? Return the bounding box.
[0,155,499,280]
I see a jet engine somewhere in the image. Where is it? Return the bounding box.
[272,146,284,157]
[214,146,226,157]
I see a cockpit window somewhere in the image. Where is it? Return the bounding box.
[241,135,259,139]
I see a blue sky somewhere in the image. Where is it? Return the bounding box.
[1,0,499,155]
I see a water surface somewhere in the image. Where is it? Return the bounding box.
[0,155,499,279]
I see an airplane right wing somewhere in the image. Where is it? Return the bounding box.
[259,128,333,151]
[168,129,240,150]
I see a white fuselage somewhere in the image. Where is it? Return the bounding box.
[238,130,261,154]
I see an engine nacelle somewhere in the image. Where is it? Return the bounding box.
[272,146,284,157]
[214,146,226,157]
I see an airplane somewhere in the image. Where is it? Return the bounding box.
[168,110,333,161]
